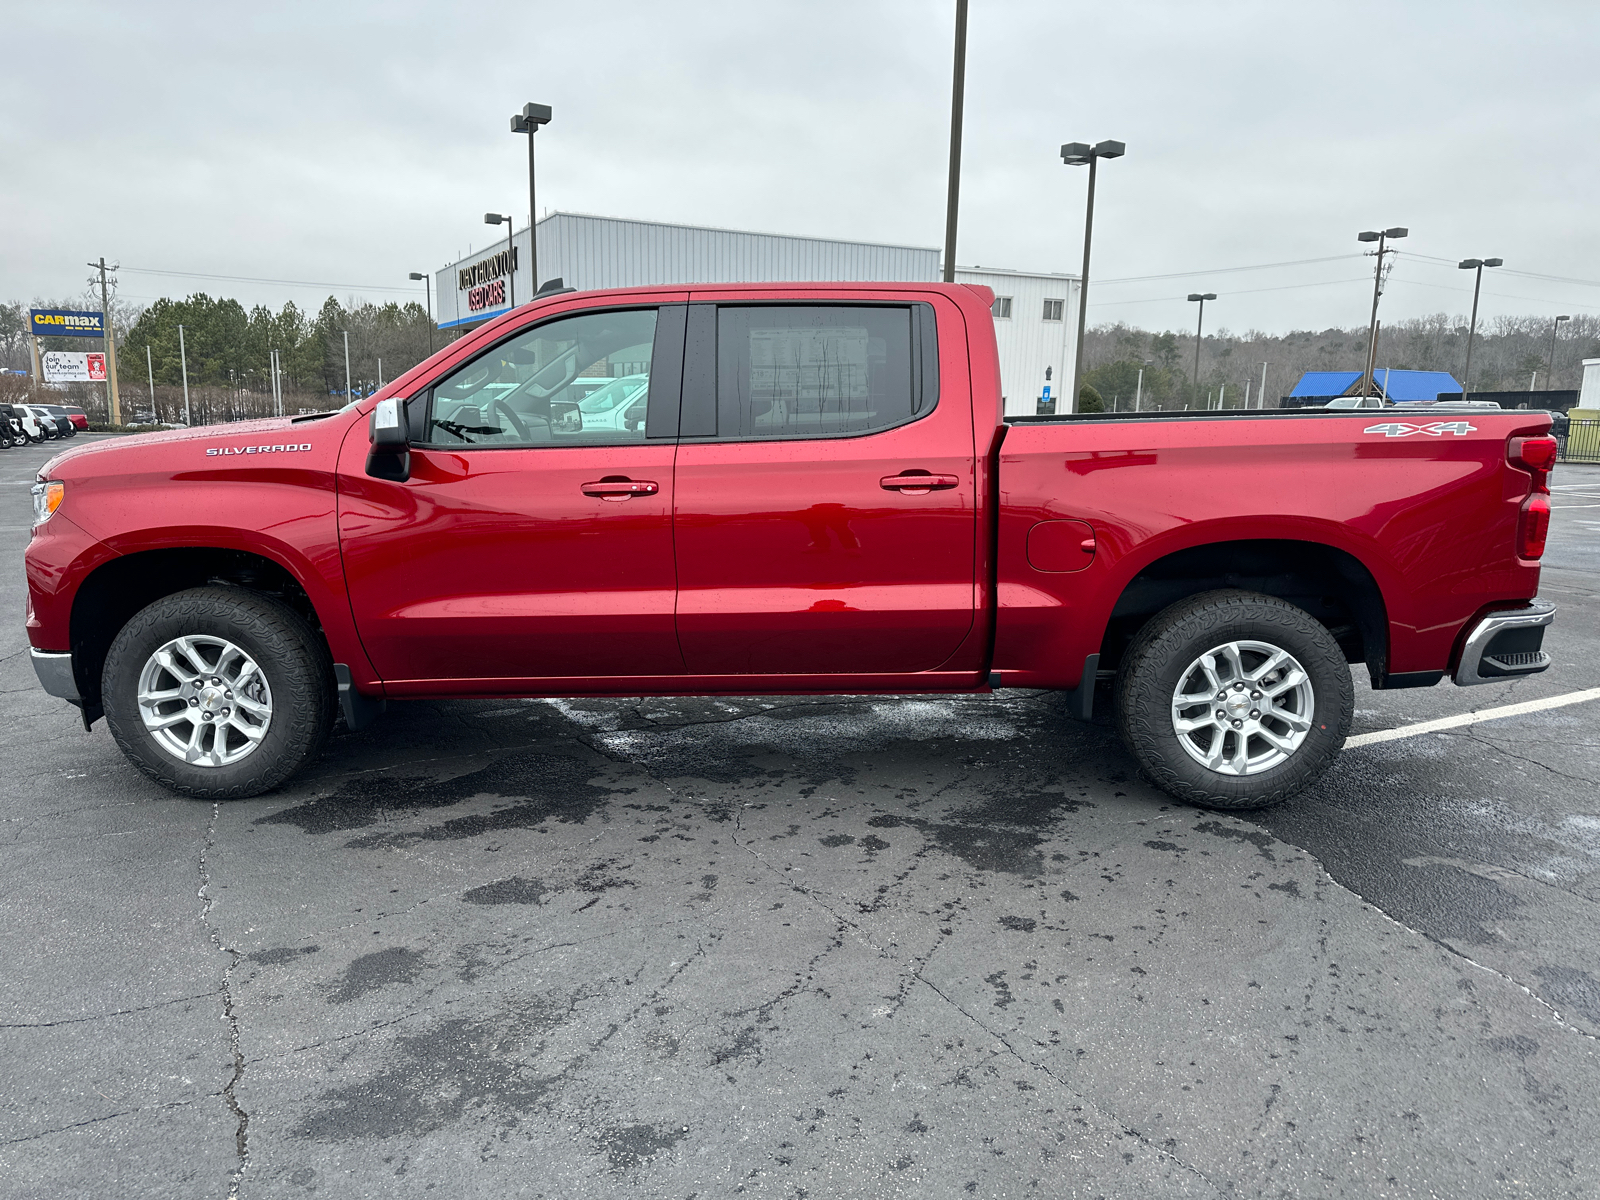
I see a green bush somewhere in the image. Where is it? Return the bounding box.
[1077,383,1105,413]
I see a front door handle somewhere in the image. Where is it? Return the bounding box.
[582,478,659,501]
[880,472,959,495]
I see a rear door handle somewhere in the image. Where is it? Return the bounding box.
[581,478,659,501]
[880,472,960,495]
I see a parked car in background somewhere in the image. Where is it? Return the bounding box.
[50,405,89,431]
[38,406,78,437]
[1322,396,1389,409]
[9,405,49,442]
[0,405,23,447]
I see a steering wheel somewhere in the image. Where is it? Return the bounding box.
[487,396,532,442]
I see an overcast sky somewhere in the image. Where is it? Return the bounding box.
[5,0,1597,334]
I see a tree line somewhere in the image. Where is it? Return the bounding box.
[0,293,442,425]
[1080,312,1600,411]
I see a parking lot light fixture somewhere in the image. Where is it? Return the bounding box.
[510,103,551,291]
[408,272,434,355]
[1357,227,1407,396]
[484,213,515,309]
[1458,256,1503,395]
[1187,293,1216,401]
[1547,314,1570,386]
[1061,138,1125,413]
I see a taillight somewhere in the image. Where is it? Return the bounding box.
[1518,493,1551,559]
[1509,435,1557,492]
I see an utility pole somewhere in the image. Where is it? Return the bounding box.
[1546,315,1569,390]
[1357,227,1407,397]
[146,345,155,421]
[1135,367,1143,412]
[942,0,969,284]
[343,331,352,401]
[89,257,122,425]
[178,324,191,426]
[1258,361,1270,409]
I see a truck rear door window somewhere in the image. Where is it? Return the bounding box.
[714,305,932,441]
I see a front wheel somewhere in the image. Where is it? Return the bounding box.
[1115,589,1353,809]
[102,588,335,799]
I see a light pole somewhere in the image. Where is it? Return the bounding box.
[409,271,434,355]
[942,0,969,283]
[484,213,515,309]
[178,323,191,426]
[1187,293,1216,403]
[1356,227,1407,396]
[1258,361,1270,409]
[1061,139,1125,413]
[1458,256,1503,396]
[1547,314,1570,388]
[510,102,552,291]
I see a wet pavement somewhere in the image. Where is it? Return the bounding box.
[3,441,1598,1199]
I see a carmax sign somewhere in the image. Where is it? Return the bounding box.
[31,309,105,338]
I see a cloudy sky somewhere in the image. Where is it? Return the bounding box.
[5,0,1597,334]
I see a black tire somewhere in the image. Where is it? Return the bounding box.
[1114,589,1353,810]
[102,587,335,799]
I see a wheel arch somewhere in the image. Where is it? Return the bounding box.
[1098,538,1391,687]
[69,546,331,709]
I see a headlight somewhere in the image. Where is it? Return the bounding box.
[31,480,64,528]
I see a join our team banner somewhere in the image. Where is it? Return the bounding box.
[42,351,106,383]
[30,309,104,338]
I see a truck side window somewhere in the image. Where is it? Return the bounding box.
[713,305,935,441]
[420,308,658,448]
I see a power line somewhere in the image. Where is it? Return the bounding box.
[1092,276,1373,308]
[1096,254,1364,286]
[118,265,422,294]
[1400,252,1600,290]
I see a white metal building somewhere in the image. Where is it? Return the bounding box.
[953,266,1081,417]
[433,211,1079,416]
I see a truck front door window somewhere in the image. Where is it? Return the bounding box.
[426,308,658,447]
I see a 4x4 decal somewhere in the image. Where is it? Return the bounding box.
[1363,421,1477,438]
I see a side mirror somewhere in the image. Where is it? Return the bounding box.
[366,397,410,481]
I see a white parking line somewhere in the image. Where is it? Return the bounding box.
[1346,687,1600,748]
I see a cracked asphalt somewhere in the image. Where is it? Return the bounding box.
[3,438,1599,1199]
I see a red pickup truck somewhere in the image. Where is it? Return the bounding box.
[24,282,1557,808]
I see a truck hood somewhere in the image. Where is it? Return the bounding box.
[39,413,348,480]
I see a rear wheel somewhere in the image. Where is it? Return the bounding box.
[103,588,334,799]
[1114,589,1353,809]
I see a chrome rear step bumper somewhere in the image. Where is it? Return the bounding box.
[1454,600,1555,686]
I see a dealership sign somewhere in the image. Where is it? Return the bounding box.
[43,351,107,383]
[459,246,517,313]
[31,308,105,338]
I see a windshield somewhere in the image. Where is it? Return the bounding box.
[577,375,649,413]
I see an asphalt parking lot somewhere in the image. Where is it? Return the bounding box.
[3,435,1598,1199]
